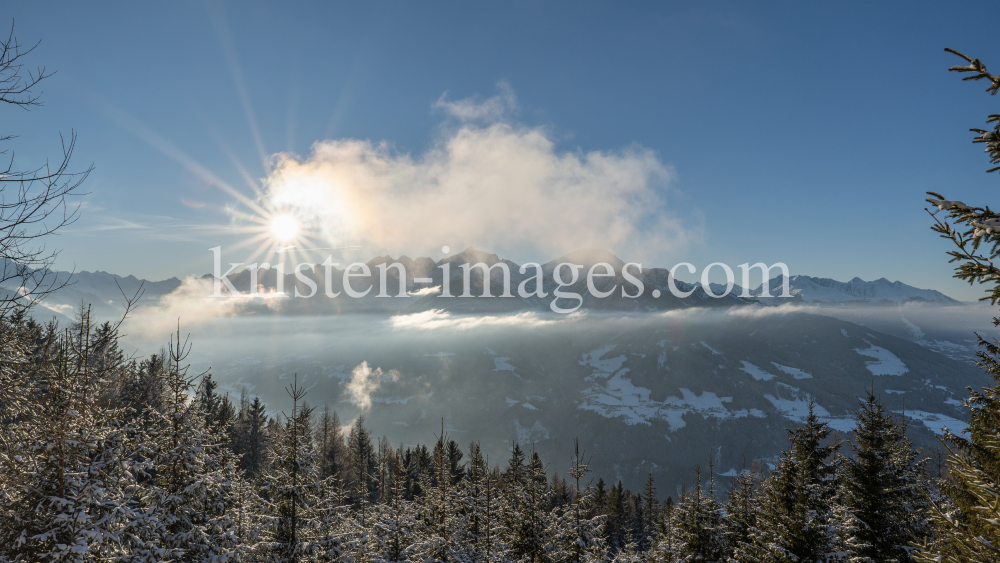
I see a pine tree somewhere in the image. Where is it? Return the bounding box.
[722,465,760,560]
[502,448,553,563]
[549,439,606,563]
[654,496,679,563]
[672,467,726,562]
[371,445,415,563]
[412,422,464,563]
[348,415,377,524]
[913,48,1000,561]
[835,390,929,562]
[642,473,659,544]
[257,375,330,562]
[317,408,348,482]
[736,402,839,563]
[136,321,246,561]
[0,311,143,561]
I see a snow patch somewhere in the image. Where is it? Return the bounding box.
[579,346,759,430]
[740,361,775,381]
[855,342,908,376]
[701,341,721,355]
[579,345,627,376]
[493,357,517,373]
[772,363,812,379]
[900,410,967,436]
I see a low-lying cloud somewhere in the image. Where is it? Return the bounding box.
[389,308,578,331]
[347,361,399,411]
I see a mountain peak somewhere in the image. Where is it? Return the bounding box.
[756,274,960,304]
[545,248,626,270]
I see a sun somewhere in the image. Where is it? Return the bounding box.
[270,214,300,241]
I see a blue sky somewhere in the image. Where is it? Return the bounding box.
[5,1,999,299]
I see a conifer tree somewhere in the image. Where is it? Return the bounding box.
[348,415,377,524]
[502,448,553,563]
[412,422,465,563]
[642,473,659,544]
[0,312,143,561]
[916,47,1000,563]
[258,375,330,562]
[136,321,246,561]
[835,390,929,562]
[318,408,348,482]
[654,496,679,563]
[735,402,839,563]
[232,391,270,477]
[549,439,606,563]
[370,445,415,563]
[672,467,726,562]
[722,465,760,560]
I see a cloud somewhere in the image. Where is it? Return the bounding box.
[346,361,399,411]
[261,84,694,262]
[407,285,442,297]
[434,80,517,122]
[122,277,283,340]
[389,308,577,330]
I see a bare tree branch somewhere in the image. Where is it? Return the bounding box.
[0,21,90,317]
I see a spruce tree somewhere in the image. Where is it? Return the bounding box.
[736,402,839,563]
[137,322,246,561]
[672,467,726,562]
[501,447,553,563]
[0,313,142,561]
[257,375,330,562]
[348,415,377,525]
[370,445,415,563]
[549,439,606,563]
[916,47,1000,562]
[412,423,464,563]
[835,390,929,562]
[722,465,760,560]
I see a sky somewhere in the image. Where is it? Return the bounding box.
[4,1,1000,300]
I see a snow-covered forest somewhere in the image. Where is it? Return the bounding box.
[0,306,995,563]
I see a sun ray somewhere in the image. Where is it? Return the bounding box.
[244,237,279,268]
[225,231,273,255]
[98,100,273,219]
[207,2,269,171]
[209,128,276,214]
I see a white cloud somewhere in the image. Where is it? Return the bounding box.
[261,84,694,262]
[389,308,577,330]
[407,285,442,297]
[346,361,399,411]
[122,277,283,339]
[434,80,517,122]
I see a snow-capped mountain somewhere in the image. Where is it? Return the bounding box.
[753,275,960,304]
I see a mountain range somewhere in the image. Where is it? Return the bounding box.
[2,249,990,492]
